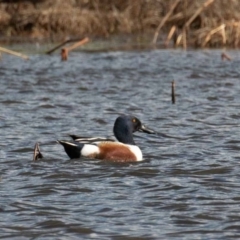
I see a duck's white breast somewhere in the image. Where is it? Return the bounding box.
[81,144,100,157]
[127,145,143,161]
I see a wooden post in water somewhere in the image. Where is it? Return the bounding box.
[61,37,89,61]
[172,81,176,104]
[61,48,68,61]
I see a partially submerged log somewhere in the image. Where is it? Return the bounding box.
[46,37,89,55]
[46,39,74,55]
[60,37,89,61]
[46,37,89,61]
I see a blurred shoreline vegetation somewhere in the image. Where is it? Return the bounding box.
[0,0,240,48]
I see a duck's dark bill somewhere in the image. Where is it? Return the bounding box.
[139,124,155,134]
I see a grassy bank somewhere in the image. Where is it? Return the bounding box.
[0,0,240,48]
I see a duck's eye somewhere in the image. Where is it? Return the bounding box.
[132,118,136,123]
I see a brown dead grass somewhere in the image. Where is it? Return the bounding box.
[1,0,240,48]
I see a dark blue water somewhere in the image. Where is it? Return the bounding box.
[1,49,240,239]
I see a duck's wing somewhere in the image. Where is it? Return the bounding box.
[69,135,116,144]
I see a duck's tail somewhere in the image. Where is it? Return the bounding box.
[57,140,84,159]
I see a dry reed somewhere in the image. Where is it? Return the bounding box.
[1,0,240,48]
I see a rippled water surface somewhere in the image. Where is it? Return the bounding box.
[1,49,240,239]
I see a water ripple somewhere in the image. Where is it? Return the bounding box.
[1,49,240,239]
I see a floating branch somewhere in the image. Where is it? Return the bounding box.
[152,0,181,45]
[0,46,29,60]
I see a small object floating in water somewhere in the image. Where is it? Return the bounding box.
[57,115,155,162]
[221,52,232,61]
[33,142,43,161]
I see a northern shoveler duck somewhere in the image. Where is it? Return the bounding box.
[57,115,155,162]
